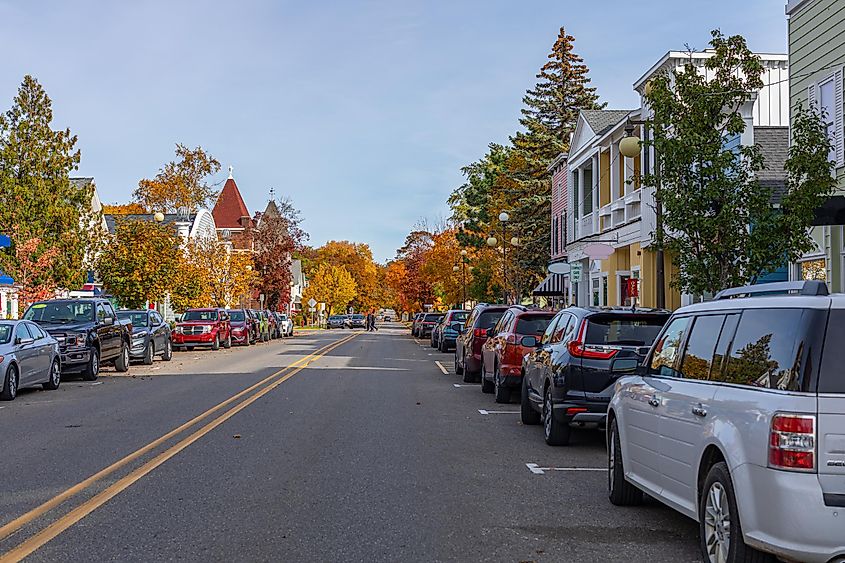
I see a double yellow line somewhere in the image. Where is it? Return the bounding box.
[0,332,357,562]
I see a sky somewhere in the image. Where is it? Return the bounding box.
[0,0,787,262]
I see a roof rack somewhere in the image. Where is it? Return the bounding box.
[713,280,829,300]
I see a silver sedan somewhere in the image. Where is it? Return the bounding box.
[0,320,62,401]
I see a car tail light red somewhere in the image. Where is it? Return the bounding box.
[768,413,816,472]
[473,328,486,338]
[566,407,587,415]
[567,322,618,360]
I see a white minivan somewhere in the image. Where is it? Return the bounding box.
[607,281,845,563]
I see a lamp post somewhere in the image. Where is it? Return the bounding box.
[499,212,509,304]
[153,212,164,223]
[510,236,519,304]
[619,118,664,309]
[459,249,468,308]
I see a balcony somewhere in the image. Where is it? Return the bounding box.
[579,213,594,238]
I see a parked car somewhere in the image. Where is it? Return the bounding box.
[607,281,845,563]
[327,315,346,329]
[419,313,444,340]
[434,310,469,352]
[454,304,508,383]
[277,313,294,337]
[481,307,555,402]
[173,308,231,351]
[0,320,62,400]
[521,305,668,446]
[227,309,254,346]
[265,310,280,339]
[24,298,131,380]
[411,313,424,336]
[348,314,366,329]
[117,309,173,364]
[252,309,270,342]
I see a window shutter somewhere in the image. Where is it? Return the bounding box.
[808,83,817,112]
[835,69,844,167]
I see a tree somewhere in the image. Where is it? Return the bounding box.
[395,229,437,311]
[644,31,836,295]
[315,241,378,311]
[95,219,181,309]
[133,144,220,213]
[0,75,95,293]
[5,227,60,311]
[253,198,308,310]
[183,238,258,308]
[302,264,357,316]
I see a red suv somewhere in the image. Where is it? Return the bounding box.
[480,306,556,403]
[173,308,231,351]
[454,303,508,383]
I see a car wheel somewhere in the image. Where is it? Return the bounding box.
[454,348,463,375]
[699,462,773,563]
[1,364,18,400]
[543,385,570,446]
[494,364,511,404]
[608,418,643,505]
[186,346,195,352]
[480,360,493,393]
[461,353,474,383]
[82,348,100,381]
[438,339,445,353]
[223,334,232,349]
[142,341,154,365]
[212,334,220,350]
[42,358,62,391]
[520,374,540,425]
[162,338,173,361]
[115,342,130,373]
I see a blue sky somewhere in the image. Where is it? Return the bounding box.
[0,0,787,262]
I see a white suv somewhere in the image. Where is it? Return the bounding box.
[607,281,844,563]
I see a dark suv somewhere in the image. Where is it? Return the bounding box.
[454,303,508,383]
[521,306,669,446]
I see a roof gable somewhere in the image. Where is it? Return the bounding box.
[212,177,251,229]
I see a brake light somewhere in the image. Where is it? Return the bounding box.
[769,413,816,472]
[474,328,486,337]
[567,321,618,360]
[566,407,587,415]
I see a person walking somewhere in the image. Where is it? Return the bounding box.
[365,311,374,332]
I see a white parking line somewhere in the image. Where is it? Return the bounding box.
[453,384,475,388]
[435,361,449,374]
[525,463,606,475]
[478,409,519,415]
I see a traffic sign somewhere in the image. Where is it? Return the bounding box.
[307,298,317,308]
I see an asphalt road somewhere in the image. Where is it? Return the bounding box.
[0,323,700,562]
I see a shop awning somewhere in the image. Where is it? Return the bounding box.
[532,273,567,296]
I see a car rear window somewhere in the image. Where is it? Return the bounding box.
[449,311,468,322]
[586,314,668,346]
[515,314,555,335]
[819,310,845,394]
[424,314,443,322]
[477,310,505,329]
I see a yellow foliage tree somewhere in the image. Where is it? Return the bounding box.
[182,238,258,308]
[315,241,378,311]
[133,144,221,213]
[302,264,357,316]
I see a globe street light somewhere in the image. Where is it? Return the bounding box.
[498,212,510,304]
[452,265,459,272]
[153,212,165,223]
[486,236,498,247]
[510,236,519,246]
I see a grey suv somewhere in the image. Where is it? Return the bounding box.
[608,281,845,563]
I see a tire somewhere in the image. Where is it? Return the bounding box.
[608,418,643,506]
[455,349,464,375]
[480,361,494,393]
[212,334,220,350]
[494,364,511,404]
[543,385,570,446]
[438,339,445,353]
[186,346,195,352]
[42,358,62,391]
[461,353,474,383]
[82,348,100,381]
[142,341,154,365]
[699,462,773,563]
[245,334,251,346]
[162,338,173,361]
[520,375,541,425]
[1,364,18,400]
[115,342,130,373]
[223,334,232,349]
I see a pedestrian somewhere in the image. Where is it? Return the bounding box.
[365,311,373,331]
[371,309,378,332]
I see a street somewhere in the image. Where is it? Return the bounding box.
[0,323,699,562]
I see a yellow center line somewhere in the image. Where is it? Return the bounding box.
[0,333,356,550]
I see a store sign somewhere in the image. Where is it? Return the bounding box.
[627,278,639,298]
[569,262,582,282]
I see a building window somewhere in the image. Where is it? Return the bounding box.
[819,76,836,162]
[552,216,558,255]
[810,70,843,167]
[583,169,593,215]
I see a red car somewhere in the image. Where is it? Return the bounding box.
[173,308,232,351]
[480,306,556,403]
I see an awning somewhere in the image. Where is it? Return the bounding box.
[532,273,567,296]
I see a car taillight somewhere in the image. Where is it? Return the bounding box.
[474,328,486,337]
[768,413,816,472]
[566,321,617,359]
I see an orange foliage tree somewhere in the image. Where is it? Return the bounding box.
[133,144,220,213]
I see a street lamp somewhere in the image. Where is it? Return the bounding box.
[153,212,164,223]
[486,236,497,247]
[498,212,509,304]
[458,249,469,308]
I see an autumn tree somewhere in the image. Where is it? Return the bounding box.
[382,261,412,314]
[95,219,181,309]
[395,230,437,311]
[315,241,378,311]
[253,198,308,310]
[302,263,357,316]
[184,238,258,308]
[5,227,60,310]
[133,144,220,213]
[0,75,96,294]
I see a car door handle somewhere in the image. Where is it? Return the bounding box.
[691,404,708,417]
[648,396,660,408]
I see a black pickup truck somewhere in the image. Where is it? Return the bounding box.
[23,298,132,380]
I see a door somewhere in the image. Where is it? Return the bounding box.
[14,323,37,386]
[526,313,561,396]
[816,309,845,503]
[25,322,51,380]
[95,302,115,357]
[657,314,726,518]
[537,314,572,392]
[623,316,691,497]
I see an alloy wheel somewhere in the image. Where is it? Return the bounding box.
[51,361,61,386]
[704,482,731,563]
[543,389,553,438]
[92,353,99,376]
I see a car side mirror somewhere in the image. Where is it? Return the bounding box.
[521,335,538,348]
[103,316,114,326]
[610,358,639,374]
[16,337,34,346]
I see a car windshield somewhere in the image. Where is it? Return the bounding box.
[329,316,343,321]
[424,314,443,322]
[117,312,148,327]
[450,312,468,322]
[24,302,94,324]
[585,314,669,346]
[183,310,218,321]
[352,315,365,320]
[516,314,555,335]
[0,323,12,344]
[228,311,246,322]
[478,310,505,329]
